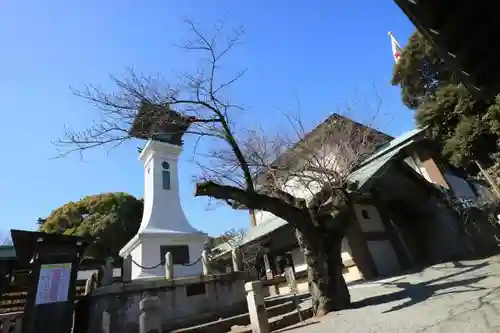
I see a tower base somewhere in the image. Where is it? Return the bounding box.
[119,231,208,280]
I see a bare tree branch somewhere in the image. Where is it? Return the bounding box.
[58,19,393,315]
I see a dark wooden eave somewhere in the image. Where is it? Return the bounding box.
[10,230,93,266]
[394,0,500,100]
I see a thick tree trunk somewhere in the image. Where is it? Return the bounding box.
[296,229,351,316]
[194,180,352,315]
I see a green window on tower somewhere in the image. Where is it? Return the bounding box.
[162,161,171,190]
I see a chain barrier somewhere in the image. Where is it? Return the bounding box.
[130,255,203,270]
[131,258,165,270]
[181,255,202,267]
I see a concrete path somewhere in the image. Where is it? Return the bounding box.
[282,256,500,332]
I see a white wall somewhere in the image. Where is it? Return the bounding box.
[134,236,205,279]
[254,147,344,226]
[77,268,122,280]
[404,152,479,203]
[353,204,385,232]
[404,155,433,183]
[139,140,202,234]
[130,243,142,280]
[289,238,354,274]
[353,204,404,277]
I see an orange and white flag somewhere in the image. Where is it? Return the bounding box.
[389,31,403,63]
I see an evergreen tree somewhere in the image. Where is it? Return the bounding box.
[39,192,143,260]
[392,32,500,172]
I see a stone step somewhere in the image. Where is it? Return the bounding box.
[167,292,309,332]
[230,299,313,333]
[264,292,310,308]
[171,299,299,333]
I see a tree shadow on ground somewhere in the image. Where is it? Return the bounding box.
[351,261,490,313]
[418,286,500,332]
[273,320,320,332]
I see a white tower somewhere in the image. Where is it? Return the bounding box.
[119,106,208,280]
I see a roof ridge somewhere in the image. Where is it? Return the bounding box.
[352,127,427,171]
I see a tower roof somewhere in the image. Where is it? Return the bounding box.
[129,102,195,146]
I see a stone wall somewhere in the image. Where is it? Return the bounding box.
[86,272,247,333]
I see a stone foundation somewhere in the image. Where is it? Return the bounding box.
[85,272,247,333]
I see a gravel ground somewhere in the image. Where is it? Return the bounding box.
[283,256,500,333]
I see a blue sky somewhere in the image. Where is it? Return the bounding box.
[0,1,416,238]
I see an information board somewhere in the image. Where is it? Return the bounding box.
[35,263,72,305]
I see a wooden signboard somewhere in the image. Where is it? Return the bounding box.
[10,230,91,333]
[35,263,72,305]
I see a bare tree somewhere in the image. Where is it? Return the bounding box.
[210,228,247,248]
[56,20,389,315]
[210,228,269,277]
[209,228,266,279]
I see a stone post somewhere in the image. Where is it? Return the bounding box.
[165,252,174,280]
[139,296,162,333]
[232,248,243,272]
[122,254,132,283]
[102,311,111,333]
[84,274,95,295]
[202,250,210,275]
[101,257,114,286]
[245,281,270,333]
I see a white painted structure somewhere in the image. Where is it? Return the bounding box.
[353,203,402,276]
[120,139,208,280]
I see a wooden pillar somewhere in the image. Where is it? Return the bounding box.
[262,251,279,296]
[345,204,377,279]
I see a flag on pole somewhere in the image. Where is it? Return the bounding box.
[388,31,403,63]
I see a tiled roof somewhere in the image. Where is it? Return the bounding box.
[347,127,428,191]
[240,217,288,245]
